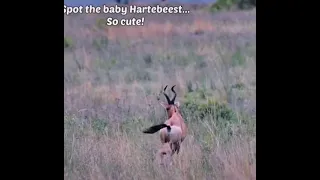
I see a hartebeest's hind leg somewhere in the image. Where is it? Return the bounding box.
[169,141,181,155]
[175,142,181,154]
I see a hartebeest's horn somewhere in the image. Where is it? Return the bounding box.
[162,85,171,104]
[164,85,168,91]
[171,85,177,103]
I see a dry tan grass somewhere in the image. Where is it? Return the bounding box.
[65,125,255,180]
[101,12,256,40]
[104,17,216,40]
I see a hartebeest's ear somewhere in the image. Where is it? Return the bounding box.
[174,101,180,107]
[159,101,168,109]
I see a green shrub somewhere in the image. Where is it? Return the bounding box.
[91,118,108,135]
[143,54,153,67]
[232,49,246,67]
[209,0,238,12]
[208,0,256,12]
[93,37,109,51]
[64,36,73,49]
[124,70,152,83]
[119,118,147,135]
[181,100,236,123]
[180,90,237,132]
[180,93,239,149]
[239,0,256,9]
[96,18,107,29]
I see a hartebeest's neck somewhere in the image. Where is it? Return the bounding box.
[167,106,182,118]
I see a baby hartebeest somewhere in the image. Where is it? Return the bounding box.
[143,85,187,157]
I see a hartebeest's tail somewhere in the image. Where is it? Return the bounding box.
[143,124,171,134]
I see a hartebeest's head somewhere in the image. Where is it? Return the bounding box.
[158,85,180,118]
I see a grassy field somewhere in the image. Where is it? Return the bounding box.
[64,5,256,180]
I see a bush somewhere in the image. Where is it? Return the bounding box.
[181,100,236,124]
[64,36,73,49]
[239,0,256,9]
[180,91,237,130]
[92,37,109,51]
[91,118,108,135]
[209,0,237,12]
[180,94,239,148]
[209,0,256,12]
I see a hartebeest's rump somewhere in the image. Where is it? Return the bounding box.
[143,123,182,154]
[143,85,187,155]
[154,125,182,166]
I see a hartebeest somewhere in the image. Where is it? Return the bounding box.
[157,142,173,166]
[155,125,183,166]
[143,85,187,155]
